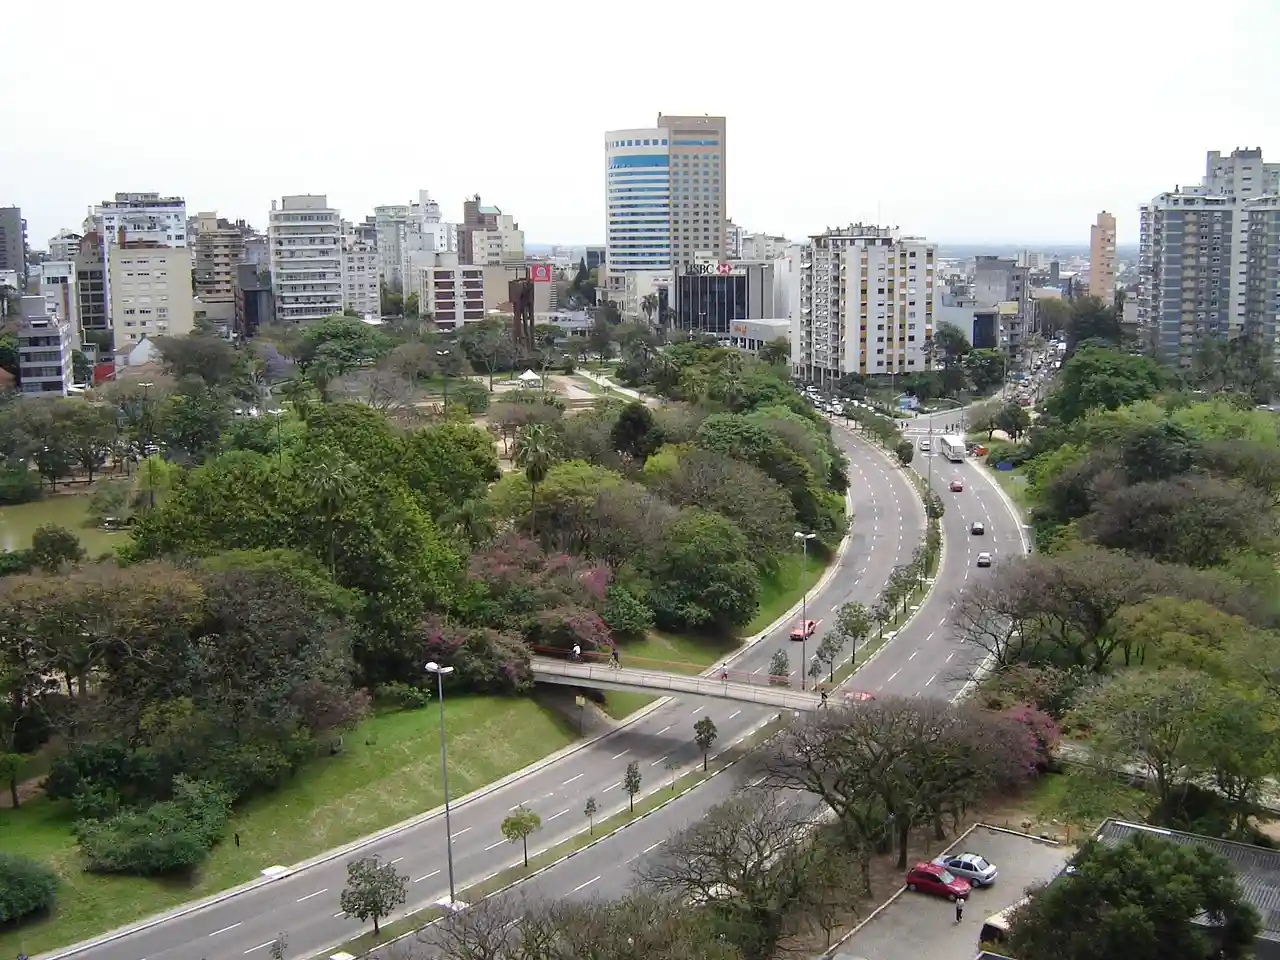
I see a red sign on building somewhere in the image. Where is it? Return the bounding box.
[529,264,552,283]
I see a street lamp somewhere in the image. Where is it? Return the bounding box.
[436,350,451,410]
[426,661,458,905]
[270,408,285,472]
[138,382,155,510]
[793,532,817,691]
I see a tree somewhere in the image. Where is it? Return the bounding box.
[0,852,60,924]
[623,760,642,812]
[1006,831,1259,960]
[768,648,790,685]
[268,933,288,960]
[694,716,718,770]
[158,381,232,461]
[514,422,557,538]
[644,508,760,631]
[297,315,391,371]
[501,805,542,868]
[758,337,789,366]
[339,855,407,935]
[1065,295,1124,350]
[28,523,85,572]
[895,439,914,465]
[154,332,242,387]
[932,322,971,368]
[610,400,663,463]
[583,796,598,835]
[306,453,361,576]
[1045,345,1166,425]
[1037,297,1072,340]
[964,348,1007,391]
[995,400,1031,440]
[967,398,1002,440]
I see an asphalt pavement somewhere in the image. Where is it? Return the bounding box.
[45,427,925,960]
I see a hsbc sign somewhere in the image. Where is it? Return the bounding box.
[686,262,742,277]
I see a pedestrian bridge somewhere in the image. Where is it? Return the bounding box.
[529,657,827,711]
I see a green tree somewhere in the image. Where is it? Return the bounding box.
[645,508,759,631]
[501,804,542,868]
[623,760,642,812]
[306,454,360,577]
[154,332,243,387]
[583,795,598,834]
[1006,831,1259,960]
[964,348,1007,391]
[694,715,718,770]
[1045,345,1166,425]
[400,422,501,519]
[995,401,1031,440]
[1037,297,1072,340]
[514,422,557,537]
[297,315,391,371]
[0,852,60,924]
[29,523,85,573]
[1066,295,1124,349]
[769,648,790,685]
[611,400,663,463]
[339,855,407,936]
[895,439,914,465]
[403,291,420,319]
[758,337,790,366]
[158,382,232,462]
[932,323,971,368]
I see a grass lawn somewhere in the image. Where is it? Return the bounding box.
[0,494,124,556]
[747,552,829,636]
[990,465,1032,512]
[0,697,578,958]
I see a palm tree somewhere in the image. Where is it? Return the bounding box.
[439,497,496,549]
[514,423,557,538]
[278,377,315,421]
[307,356,339,403]
[652,353,679,391]
[713,372,746,410]
[306,455,360,576]
[640,293,659,327]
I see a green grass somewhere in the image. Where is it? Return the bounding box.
[1027,766,1150,830]
[747,552,829,635]
[0,698,578,958]
[0,494,124,555]
[599,691,658,720]
[990,465,1032,511]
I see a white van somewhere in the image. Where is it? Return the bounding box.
[978,896,1030,947]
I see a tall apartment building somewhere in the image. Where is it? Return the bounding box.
[469,213,525,266]
[740,232,791,260]
[603,114,727,300]
[48,229,82,262]
[74,232,108,335]
[792,224,936,383]
[107,243,197,346]
[0,207,29,284]
[1089,211,1117,303]
[458,195,504,266]
[1138,148,1280,366]
[95,193,187,248]
[373,204,410,289]
[191,212,246,324]
[38,261,80,339]
[16,295,74,396]
[269,195,343,322]
[341,229,380,315]
[973,256,1034,355]
[375,191,457,291]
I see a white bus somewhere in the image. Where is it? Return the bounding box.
[940,435,967,462]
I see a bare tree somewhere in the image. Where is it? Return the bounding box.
[411,893,526,960]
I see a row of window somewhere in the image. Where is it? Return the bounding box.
[610,137,669,147]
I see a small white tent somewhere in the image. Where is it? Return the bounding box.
[518,369,542,384]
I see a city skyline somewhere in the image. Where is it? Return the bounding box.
[3,0,1277,250]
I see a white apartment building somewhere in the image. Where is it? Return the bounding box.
[95,192,187,248]
[341,231,380,316]
[38,261,80,339]
[793,224,936,383]
[191,212,246,325]
[48,229,82,261]
[17,295,74,396]
[107,244,196,346]
[408,253,554,332]
[269,195,344,322]
[375,191,458,291]
[740,232,791,261]
[469,213,525,266]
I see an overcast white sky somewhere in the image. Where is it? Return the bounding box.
[3,0,1277,249]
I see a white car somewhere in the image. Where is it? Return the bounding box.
[970,521,985,535]
[976,552,992,568]
[935,853,998,887]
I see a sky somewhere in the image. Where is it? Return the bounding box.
[3,0,1277,250]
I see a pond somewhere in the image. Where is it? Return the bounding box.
[0,495,127,555]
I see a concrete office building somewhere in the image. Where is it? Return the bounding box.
[673,258,776,334]
[407,253,552,331]
[191,212,246,325]
[973,255,1034,356]
[269,195,344,322]
[107,243,196,346]
[234,263,274,338]
[469,213,525,266]
[341,230,380,316]
[1089,211,1117,302]
[376,192,458,292]
[0,207,28,284]
[661,114,727,270]
[16,295,74,396]
[793,224,936,383]
[74,232,109,335]
[740,232,791,261]
[95,193,187,248]
[1138,147,1280,366]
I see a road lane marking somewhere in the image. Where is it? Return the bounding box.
[390,857,403,864]
[886,668,901,683]
[451,827,472,839]
[486,839,508,851]
[245,941,276,954]
[562,773,584,786]
[643,841,662,853]
[924,630,936,643]
[296,888,327,902]
[414,869,441,883]
[908,650,918,660]
[728,710,741,720]
[925,674,937,686]
[650,754,669,766]
[604,780,620,791]
[209,923,242,937]
[691,705,703,715]
[548,808,569,820]
[611,750,629,760]
[945,652,955,663]
[571,875,601,893]
[749,775,766,787]
[656,724,672,735]
[333,911,346,918]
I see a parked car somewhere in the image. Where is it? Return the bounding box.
[971,521,985,535]
[905,862,972,901]
[949,479,964,492]
[935,853,998,887]
[844,690,876,703]
[789,620,818,640]
[976,552,992,567]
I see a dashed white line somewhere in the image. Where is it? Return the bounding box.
[945,652,955,663]
[296,888,327,902]
[925,674,937,686]
[604,780,620,791]
[908,650,918,661]
[728,710,741,720]
[209,923,242,937]
[571,875,601,893]
[691,705,703,715]
[451,827,472,839]
[562,773,584,786]
[390,857,403,864]
[414,869,441,883]
[486,839,508,851]
[650,754,669,766]
[643,841,662,854]
[245,941,276,954]
[886,668,901,684]
[656,724,672,736]
[333,911,346,918]
[611,750,629,760]
[548,808,569,820]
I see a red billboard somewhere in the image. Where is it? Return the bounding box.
[529,264,552,283]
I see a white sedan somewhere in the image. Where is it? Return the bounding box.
[935,852,998,887]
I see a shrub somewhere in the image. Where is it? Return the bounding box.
[377,681,433,710]
[601,584,653,637]
[451,379,490,414]
[0,853,59,924]
[0,462,41,505]
[895,440,914,465]
[75,776,231,876]
[418,618,534,694]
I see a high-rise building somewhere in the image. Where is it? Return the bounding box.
[17,295,74,396]
[341,228,380,316]
[48,229,82,262]
[0,207,29,284]
[1138,148,1280,366]
[191,212,246,325]
[375,192,458,291]
[107,243,196,346]
[269,195,343,322]
[94,193,187,248]
[740,232,791,261]
[74,232,109,335]
[458,195,505,266]
[1089,211,1117,303]
[468,212,525,266]
[38,261,80,340]
[792,224,936,383]
[660,114,727,270]
[973,256,1034,356]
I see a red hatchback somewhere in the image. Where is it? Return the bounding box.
[905,861,972,901]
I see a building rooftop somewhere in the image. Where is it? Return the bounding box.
[1095,819,1280,945]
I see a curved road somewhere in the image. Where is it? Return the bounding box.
[46,429,924,960]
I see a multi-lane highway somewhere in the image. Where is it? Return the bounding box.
[43,427,926,960]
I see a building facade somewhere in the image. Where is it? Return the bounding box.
[38,261,80,340]
[48,229,82,262]
[234,263,274,338]
[74,232,109,336]
[95,193,187,248]
[17,295,74,396]
[792,224,936,383]
[660,114,727,271]
[459,195,501,266]
[107,244,197,346]
[1089,211,1116,302]
[973,255,1034,356]
[469,213,525,266]
[269,195,343,322]
[341,231,380,316]
[0,207,28,284]
[673,259,776,334]
[603,127,672,296]
[740,232,791,261]
[191,212,246,324]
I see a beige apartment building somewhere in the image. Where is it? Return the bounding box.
[1089,211,1116,303]
[108,243,196,346]
[191,212,245,324]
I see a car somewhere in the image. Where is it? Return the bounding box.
[843,690,876,703]
[935,853,998,887]
[971,521,985,535]
[905,862,972,901]
[919,439,931,452]
[949,479,964,492]
[789,619,817,640]
[976,551,992,567]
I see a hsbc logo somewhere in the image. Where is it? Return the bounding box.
[529,264,552,283]
[686,262,737,276]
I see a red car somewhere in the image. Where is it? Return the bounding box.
[949,479,964,492]
[905,861,972,901]
[789,620,817,641]
[843,690,876,703]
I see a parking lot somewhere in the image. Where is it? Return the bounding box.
[834,825,1070,960]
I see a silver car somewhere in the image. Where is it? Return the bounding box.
[935,853,998,887]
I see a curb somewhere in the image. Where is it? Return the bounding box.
[322,711,785,959]
[974,460,1031,555]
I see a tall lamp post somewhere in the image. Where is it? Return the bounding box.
[793,531,817,691]
[138,381,155,510]
[425,661,457,905]
[436,349,451,410]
